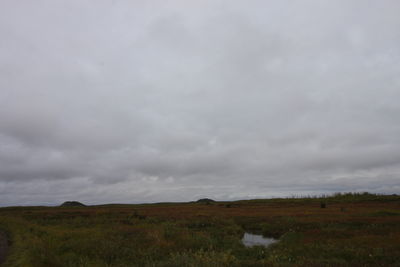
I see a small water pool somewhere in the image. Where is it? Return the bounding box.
[241,232,278,247]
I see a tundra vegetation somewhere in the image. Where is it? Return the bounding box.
[0,192,399,266]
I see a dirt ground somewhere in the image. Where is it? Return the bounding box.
[0,231,8,264]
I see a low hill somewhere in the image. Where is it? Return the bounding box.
[60,201,86,207]
[196,198,215,204]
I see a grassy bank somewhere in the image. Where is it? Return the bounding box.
[0,193,399,266]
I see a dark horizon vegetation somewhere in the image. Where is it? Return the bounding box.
[2,191,398,208]
[0,192,399,266]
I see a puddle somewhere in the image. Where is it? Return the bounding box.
[241,232,278,247]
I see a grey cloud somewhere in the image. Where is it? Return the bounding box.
[0,0,399,206]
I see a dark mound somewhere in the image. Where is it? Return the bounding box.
[60,201,86,207]
[196,198,215,203]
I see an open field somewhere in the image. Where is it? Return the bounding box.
[1,193,400,266]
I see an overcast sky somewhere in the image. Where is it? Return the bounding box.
[1,0,399,206]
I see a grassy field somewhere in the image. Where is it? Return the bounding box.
[0,193,399,266]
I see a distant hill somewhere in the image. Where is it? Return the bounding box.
[196,198,215,204]
[60,201,86,207]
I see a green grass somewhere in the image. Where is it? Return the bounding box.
[0,193,399,266]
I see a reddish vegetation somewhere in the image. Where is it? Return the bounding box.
[0,194,399,266]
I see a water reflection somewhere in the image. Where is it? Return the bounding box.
[242,232,277,247]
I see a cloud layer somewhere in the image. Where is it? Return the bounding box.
[1,0,400,206]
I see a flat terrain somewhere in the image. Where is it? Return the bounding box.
[0,193,399,266]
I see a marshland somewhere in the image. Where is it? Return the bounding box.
[1,193,399,266]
